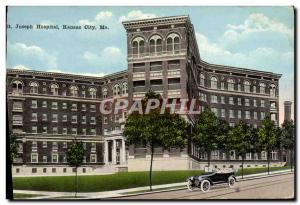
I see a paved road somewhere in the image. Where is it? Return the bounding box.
[118,173,294,200]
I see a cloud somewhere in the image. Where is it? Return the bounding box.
[119,10,157,22]
[11,64,31,70]
[7,41,57,69]
[78,11,114,26]
[82,46,126,71]
[47,69,107,77]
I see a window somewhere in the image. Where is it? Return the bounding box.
[31,100,37,108]
[62,90,67,96]
[229,97,234,105]
[31,153,38,163]
[113,84,120,96]
[43,141,47,148]
[72,115,77,124]
[253,85,257,93]
[237,98,242,105]
[12,80,23,95]
[245,98,250,106]
[245,111,250,119]
[32,126,37,134]
[52,142,58,150]
[91,116,96,124]
[150,35,163,56]
[259,83,266,94]
[63,155,67,163]
[63,142,67,148]
[91,128,96,136]
[221,96,225,104]
[199,92,207,102]
[89,87,97,99]
[71,103,77,111]
[229,110,234,118]
[52,102,58,109]
[42,101,47,108]
[70,86,78,97]
[82,104,86,111]
[72,128,77,135]
[132,36,145,58]
[166,33,180,54]
[32,141,37,149]
[31,113,37,121]
[82,128,86,135]
[254,112,257,120]
[30,82,38,94]
[62,102,67,109]
[122,82,128,95]
[253,99,257,107]
[261,151,267,160]
[90,104,96,112]
[103,116,108,124]
[43,155,47,163]
[52,114,58,122]
[199,74,205,86]
[82,116,86,124]
[102,88,108,98]
[270,84,276,97]
[52,154,58,163]
[13,115,23,125]
[90,154,97,163]
[62,128,67,135]
[227,79,235,91]
[32,168,37,173]
[62,115,67,122]
[238,84,241,91]
[261,100,265,107]
[50,84,59,95]
[244,81,250,92]
[210,77,218,89]
[82,91,86,98]
[53,127,58,134]
[220,82,225,90]
[42,126,47,134]
[237,110,241,119]
[221,109,225,118]
[261,112,265,120]
[211,95,218,103]
[229,123,235,127]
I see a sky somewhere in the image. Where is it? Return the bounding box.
[6,6,294,124]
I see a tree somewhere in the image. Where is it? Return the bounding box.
[124,91,187,191]
[229,121,253,178]
[215,119,231,157]
[66,140,85,197]
[257,117,278,174]
[192,108,220,168]
[10,132,18,163]
[281,120,294,171]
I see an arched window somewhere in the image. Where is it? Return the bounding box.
[244,80,251,93]
[50,84,59,96]
[12,80,23,95]
[166,33,180,55]
[259,82,266,94]
[199,73,205,87]
[102,88,108,99]
[132,36,145,58]
[270,84,276,97]
[30,82,38,94]
[70,85,78,97]
[149,35,162,56]
[113,84,120,96]
[227,78,235,91]
[89,87,97,99]
[210,76,218,89]
[122,82,128,95]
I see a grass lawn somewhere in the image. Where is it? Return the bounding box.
[13,166,291,193]
[13,193,43,199]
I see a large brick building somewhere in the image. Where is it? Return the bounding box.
[7,15,283,175]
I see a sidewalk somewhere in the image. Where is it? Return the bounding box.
[13,169,294,199]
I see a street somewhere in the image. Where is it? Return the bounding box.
[118,173,294,200]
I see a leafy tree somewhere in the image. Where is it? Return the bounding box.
[124,91,187,191]
[10,132,18,163]
[229,121,253,178]
[215,119,231,157]
[66,140,85,197]
[192,108,221,168]
[257,117,278,174]
[281,120,294,171]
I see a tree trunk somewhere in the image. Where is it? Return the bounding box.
[267,151,270,175]
[242,156,244,179]
[149,143,154,191]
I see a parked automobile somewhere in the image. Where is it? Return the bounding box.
[186,168,236,192]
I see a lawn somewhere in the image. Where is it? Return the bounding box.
[13,166,291,193]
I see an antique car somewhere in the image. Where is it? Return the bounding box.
[186,168,236,192]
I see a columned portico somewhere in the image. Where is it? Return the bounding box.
[104,136,127,165]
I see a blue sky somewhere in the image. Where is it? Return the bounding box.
[6,6,294,123]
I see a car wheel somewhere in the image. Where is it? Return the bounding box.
[201,180,211,192]
[186,179,195,191]
[228,176,235,188]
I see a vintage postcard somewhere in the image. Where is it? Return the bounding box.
[6,6,295,200]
